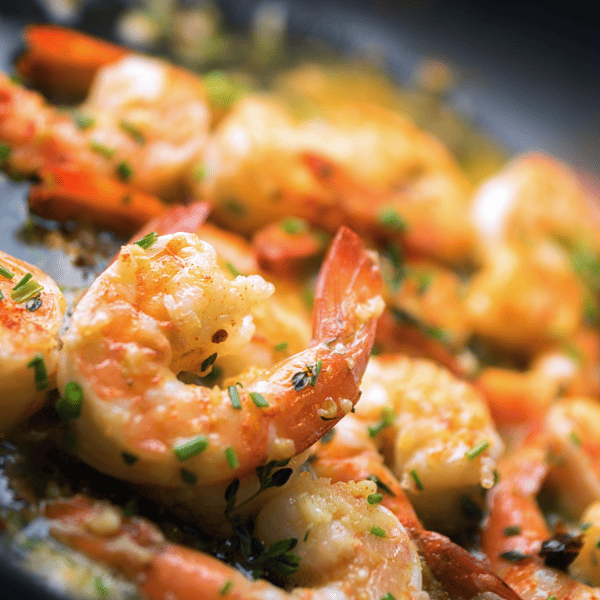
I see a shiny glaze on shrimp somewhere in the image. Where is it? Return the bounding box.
[57,227,383,491]
[45,473,425,600]
[0,250,66,432]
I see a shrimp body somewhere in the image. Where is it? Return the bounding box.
[354,354,503,531]
[0,250,66,432]
[45,475,425,600]
[57,228,383,490]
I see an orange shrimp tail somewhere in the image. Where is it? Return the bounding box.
[29,166,168,235]
[417,530,524,600]
[17,25,129,101]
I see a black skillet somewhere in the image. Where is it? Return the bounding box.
[0,1,598,598]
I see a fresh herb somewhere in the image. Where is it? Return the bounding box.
[88,139,116,159]
[122,452,138,466]
[228,385,242,409]
[71,111,96,130]
[504,525,522,537]
[0,290,3,300]
[134,232,158,250]
[281,217,307,235]
[580,522,592,531]
[366,474,396,497]
[27,354,48,391]
[381,594,396,600]
[367,493,384,505]
[320,428,336,444]
[11,274,44,304]
[292,360,323,391]
[225,447,239,469]
[0,265,15,279]
[377,205,407,231]
[181,468,197,484]
[410,470,424,491]
[223,198,246,215]
[194,163,208,181]
[204,71,245,107]
[26,295,43,312]
[93,576,109,598]
[370,525,386,538]
[0,144,11,163]
[116,160,133,182]
[548,596,557,600]
[226,262,241,277]
[174,435,209,461]
[249,392,269,408]
[119,120,145,144]
[499,550,530,562]
[12,272,32,290]
[368,407,395,438]
[465,439,490,460]
[55,382,83,422]
[568,431,582,446]
[219,580,233,595]
[274,342,288,352]
[391,307,449,343]
[201,352,218,373]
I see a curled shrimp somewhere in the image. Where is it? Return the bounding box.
[0,250,66,432]
[57,227,383,506]
[45,474,425,600]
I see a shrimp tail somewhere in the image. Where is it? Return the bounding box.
[417,530,524,600]
[29,166,168,235]
[17,25,129,101]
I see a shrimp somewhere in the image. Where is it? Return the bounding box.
[200,96,477,264]
[347,354,503,532]
[480,434,600,600]
[56,227,383,524]
[0,250,66,432]
[310,411,521,600]
[0,52,209,202]
[44,474,426,600]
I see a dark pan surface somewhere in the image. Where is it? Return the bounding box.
[0,1,598,598]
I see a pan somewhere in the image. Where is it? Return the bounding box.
[0,1,598,599]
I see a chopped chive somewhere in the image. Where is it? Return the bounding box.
[274,342,288,352]
[201,352,218,372]
[303,530,310,542]
[26,295,43,312]
[0,265,15,279]
[134,232,158,250]
[309,359,323,386]
[12,272,32,291]
[181,468,197,484]
[381,595,396,600]
[368,407,395,438]
[122,452,138,465]
[580,522,592,531]
[93,576,109,598]
[377,205,407,231]
[27,354,48,391]
[225,262,241,277]
[0,290,3,300]
[503,525,522,537]
[281,217,307,235]
[367,493,384,505]
[249,392,269,408]
[225,446,239,469]
[173,435,208,461]
[366,474,396,497]
[223,198,245,215]
[568,431,582,446]
[0,144,11,163]
[465,439,490,460]
[596,540,600,549]
[370,525,386,538]
[11,279,44,304]
[55,381,83,422]
[548,596,557,600]
[88,139,116,158]
[71,111,96,130]
[228,385,241,409]
[194,163,208,181]
[116,160,133,182]
[119,120,145,144]
[499,550,530,562]
[410,469,424,491]
[220,580,233,595]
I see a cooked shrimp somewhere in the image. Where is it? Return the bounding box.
[0,53,209,201]
[0,250,66,432]
[350,354,503,532]
[464,240,584,355]
[57,228,383,518]
[311,413,522,600]
[480,435,600,600]
[201,96,477,264]
[471,153,600,250]
[45,474,425,600]
[570,501,600,587]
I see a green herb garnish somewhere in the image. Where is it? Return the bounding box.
[134,232,158,249]
[465,439,490,460]
[174,435,208,461]
[27,354,48,391]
